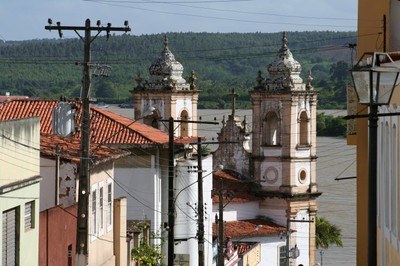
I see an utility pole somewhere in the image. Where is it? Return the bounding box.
[197,137,205,266]
[45,19,130,266]
[285,217,312,265]
[161,118,219,266]
[167,117,175,266]
[383,14,386,52]
[217,178,224,266]
[160,117,218,266]
[286,216,291,266]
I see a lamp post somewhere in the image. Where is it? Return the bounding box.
[350,52,400,266]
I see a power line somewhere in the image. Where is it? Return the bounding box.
[86,0,252,3]
[84,0,357,29]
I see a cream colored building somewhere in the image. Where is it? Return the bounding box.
[0,118,41,266]
[250,32,319,266]
[351,1,400,265]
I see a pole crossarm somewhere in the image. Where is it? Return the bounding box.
[160,119,219,125]
[344,112,400,120]
[45,25,130,32]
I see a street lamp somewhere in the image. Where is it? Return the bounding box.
[350,52,400,266]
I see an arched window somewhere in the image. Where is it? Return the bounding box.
[299,111,309,146]
[263,111,279,145]
[180,110,189,137]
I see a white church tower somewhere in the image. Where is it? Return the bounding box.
[131,35,199,137]
[250,32,320,266]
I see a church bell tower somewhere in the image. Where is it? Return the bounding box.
[250,32,320,266]
[131,35,199,137]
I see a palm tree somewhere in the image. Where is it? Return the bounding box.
[316,216,343,249]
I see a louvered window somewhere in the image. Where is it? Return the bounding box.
[2,207,19,266]
[24,201,34,231]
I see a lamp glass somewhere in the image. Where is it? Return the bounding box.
[352,71,370,104]
[374,70,399,104]
[351,52,400,105]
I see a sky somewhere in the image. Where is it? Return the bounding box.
[0,0,357,41]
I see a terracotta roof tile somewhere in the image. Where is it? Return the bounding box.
[212,170,263,203]
[212,219,285,239]
[236,242,256,256]
[0,99,170,146]
[40,132,129,164]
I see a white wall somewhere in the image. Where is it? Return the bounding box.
[174,155,213,266]
[293,210,310,266]
[212,201,259,222]
[114,167,162,233]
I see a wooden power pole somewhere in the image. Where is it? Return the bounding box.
[45,19,130,266]
[197,137,205,266]
[217,178,224,266]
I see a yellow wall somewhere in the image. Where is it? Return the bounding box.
[241,243,261,266]
[355,1,399,265]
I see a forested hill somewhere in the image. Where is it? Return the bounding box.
[0,31,356,109]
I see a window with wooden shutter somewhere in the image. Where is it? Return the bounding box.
[24,201,34,231]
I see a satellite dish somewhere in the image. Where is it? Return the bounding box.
[52,102,75,137]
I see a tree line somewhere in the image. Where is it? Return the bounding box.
[0,31,355,110]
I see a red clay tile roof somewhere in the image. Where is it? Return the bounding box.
[90,106,169,145]
[40,132,129,164]
[236,242,257,256]
[0,99,170,146]
[212,219,285,239]
[212,170,263,203]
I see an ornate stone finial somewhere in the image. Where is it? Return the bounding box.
[306,70,313,90]
[282,32,287,48]
[256,70,265,89]
[189,70,197,90]
[135,72,143,90]
[163,34,169,51]
[222,115,226,127]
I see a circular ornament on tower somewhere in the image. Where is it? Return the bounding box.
[263,167,279,184]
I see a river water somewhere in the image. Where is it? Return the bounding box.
[108,106,357,265]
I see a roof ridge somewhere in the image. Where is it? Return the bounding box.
[91,106,166,144]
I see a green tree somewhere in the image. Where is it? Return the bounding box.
[315,216,343,249]
[316,113,347,137]
[329,61,351,83]
[131,223,165,266]
[94,79,117,99]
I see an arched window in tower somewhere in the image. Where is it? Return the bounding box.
[180,110,189,137]
[299,111,309,146]
[263,111,279,146]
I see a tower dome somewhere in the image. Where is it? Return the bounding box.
[266,32,303,90]
[148,35,186,85]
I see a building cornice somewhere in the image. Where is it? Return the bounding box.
[0,175,41,195]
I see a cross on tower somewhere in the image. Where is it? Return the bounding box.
[229,89,238,116]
